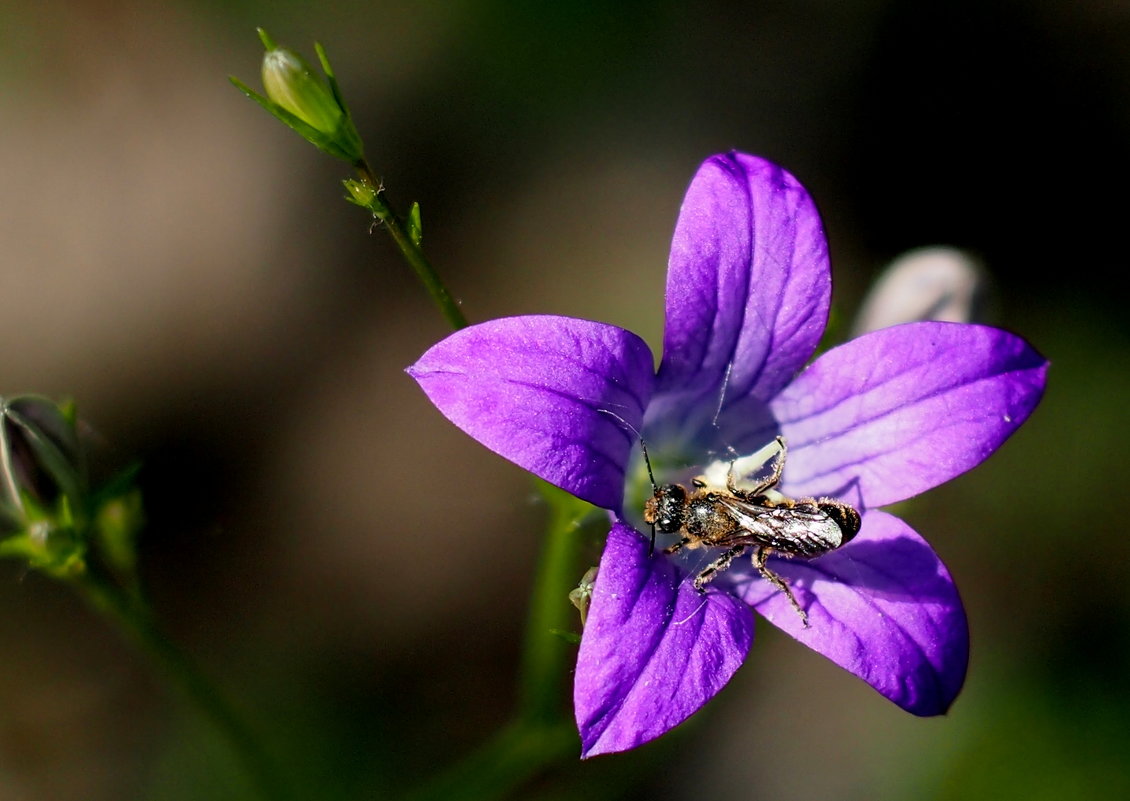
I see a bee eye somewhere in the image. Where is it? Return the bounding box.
[654,484,686,532]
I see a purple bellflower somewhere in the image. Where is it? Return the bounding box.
[408,153,1048,757]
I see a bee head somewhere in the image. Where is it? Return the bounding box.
[644,483,688,533]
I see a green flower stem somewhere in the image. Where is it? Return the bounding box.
[403,483,598,800]
[74,569,293,801]
[401,720,576,801]
[354,162,469,331]
[518,482,595,725]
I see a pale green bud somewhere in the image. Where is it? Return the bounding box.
[261,47,344,137]
[231,29,365,164]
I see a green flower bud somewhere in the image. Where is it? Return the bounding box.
[0,396,84,516]
[0,396,87,574]
[261,46,343,138]
[231,29,365,164]
[0,397,143,584]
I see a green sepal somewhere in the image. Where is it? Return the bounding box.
[343,178,377,208]
[305,40,364,162]
[0,491,86,578]
[230,77,361,164]
[408,202,423,247]
[90,464,144,589]
[315,42,348,117]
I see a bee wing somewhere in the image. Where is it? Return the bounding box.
[713,496,846,557]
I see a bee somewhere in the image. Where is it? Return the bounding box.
[642,437,861,627]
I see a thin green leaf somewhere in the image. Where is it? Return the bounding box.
[548,629,582,646]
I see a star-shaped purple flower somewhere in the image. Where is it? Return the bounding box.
[407,152,1048,758]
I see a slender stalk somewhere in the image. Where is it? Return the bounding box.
[400,721,576,801]
[74,569,293,801]
[355,162,469,331]
[517,482,593,725]
[401,484,596,801]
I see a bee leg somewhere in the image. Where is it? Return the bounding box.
[692,545,746,594]
[725,458,740,495]
[751,546,808,628]
[729,436,787,498]
[663,537,691,555]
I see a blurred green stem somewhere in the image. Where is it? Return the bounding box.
[353,135,589,796]
[404,483,597,800]
[355,162,468,331]
[74,569,293,801]
[402,721,577,801]
[518,482,592,725]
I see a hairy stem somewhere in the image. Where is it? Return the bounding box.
[355,162,469,331]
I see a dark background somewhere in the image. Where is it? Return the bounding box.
[1,1,1126,798]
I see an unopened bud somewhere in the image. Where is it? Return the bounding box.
[853,247,993,336]
[0,397,142,583]
[0,396,86,573]
[0,396,83,517]
[231,29,364,164]
[261,46,343,138]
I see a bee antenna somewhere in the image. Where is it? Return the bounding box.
[597,408,659,556]
[639,437,659,557]
[597,408,648,457]
[639,437,658,492]
[597,407,657,487]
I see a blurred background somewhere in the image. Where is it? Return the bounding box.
[1,0,1127,798]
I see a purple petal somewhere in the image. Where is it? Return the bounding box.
[575,521,754,757]
[408,316,655,511]
[738,510,967,716]
[657,153,831,417]
[771,322,1048,507]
